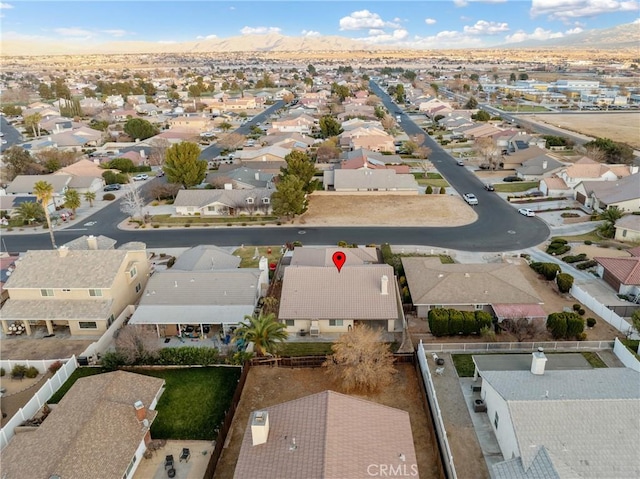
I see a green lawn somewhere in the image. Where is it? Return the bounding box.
[553,230,602,244]
[493,182,539,193]
[47,366,241,440]
[277,342,335,356]
[413,172,449,188]
[451,354,476,377]
[496,105,550,112]
[581,352,608,368]
[232,245,284,268]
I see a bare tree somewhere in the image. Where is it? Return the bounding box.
[217,132,245,151]
[475,137,501,170]
[585,146,607,163]
[115,325,160,364]
[380,114,395,130]
[148,138,171,167]
[501,316,545,342]
[208,176,235,189]
[120,182,146,222]
[323,325,396,393]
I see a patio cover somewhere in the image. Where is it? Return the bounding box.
[492,303,547,321]
[128,305,255,326]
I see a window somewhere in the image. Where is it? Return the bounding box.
[474,304,483,310]
[285,320,295,327]
[246,197,255,204]
[62,289,71,292]
[135,283,141,293]
[494,411,499,429]
[622,229,627,237]
[79,321,98,329]
[40,289,54,297]
[129,266,137,278]
[262,197,270,204]
[89,289,102,297]
[329,319,343,326]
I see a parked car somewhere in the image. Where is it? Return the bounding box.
[529,190,544,197]
[132,174,149,181]
[503,176,523,182]
[484,184,495,191]
[518,208,535,217]
[157,170,165,177]
[463,193,478,205]
[456,160,465,166]
[103,184,121,191]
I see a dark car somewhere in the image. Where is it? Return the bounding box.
[484,184,495,191]
[503,176,523,182]
[103,184,121,191]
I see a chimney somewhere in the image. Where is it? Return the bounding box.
[134,400,146,422]
[86,235,98,250]
[251,410,269,446]
[531,347,547,375]
[58,245,69,257]
[224,183,233,190]
[381,275,389,295]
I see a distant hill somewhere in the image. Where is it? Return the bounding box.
[503,22,640,50]
[2,22,638,56]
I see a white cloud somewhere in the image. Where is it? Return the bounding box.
[339,9,399,31]
[565,27,584,34]
[356,28,409,44]
[229,6,235,10]
[424,18,437,25]
[54,27,93,37]
[504,27,568,43]
[101,29,129,38]
[196,34,218,40]
[454,0,507,6]
[463,20,509,35]
[0,3,14,9]
[632,18,640,23]
[410,30,484,48]
[301,30,320,37]
[531,0,639,19]
[368,29,386,36]
[240,26,281,35]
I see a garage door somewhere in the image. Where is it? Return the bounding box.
[602,270,621,292]
[576,192,586,205]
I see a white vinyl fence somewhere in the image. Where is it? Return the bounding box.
[80,304,135,361]
[613,338,640,372]
[571,284,634,337]
[417,341,458,479]
[0,356,78,450]
[420,340,614,353]
[1,358,65,375]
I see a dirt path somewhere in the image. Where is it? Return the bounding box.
[214,365,443,479]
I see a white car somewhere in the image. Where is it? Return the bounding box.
[518,208,535,217]
[132,174,149,181]
[463,193,478,205]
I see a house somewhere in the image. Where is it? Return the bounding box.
[206,167,275,189]
[594,256,640,298]
[0,195,40,218]
[323,168,418,193]
[5,174,71,210]
[343,129,395,153]
[338,148,410,174]
[289,246,379,267]
[474,353,640,479]
[539,176,572,197]
[557,157,637,190]
[173,188,273,216]
[501,146,548,170]
[128,265,268,338]
[1,245,150,336]
[454,122,502,140]
[401,258,543,318]
[234,390,418,479]
[278,263,402,335]
[168,115,214,133]
[615,215,640,242]
[1,254,19,304]
[271,114,315,134]
[515,155,565,180]
[0,370,165,479]
[49,126,103,149]
[56,158,111,179]
[171,245,241,271]
[573,173,640,212]
[234,145,291,164]
[63,234,117,250]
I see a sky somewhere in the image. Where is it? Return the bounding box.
[1,0,639,49]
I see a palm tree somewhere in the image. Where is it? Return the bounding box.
[63,189,81,216]
[83,190,97,207]
[598,206,624,238]
[33,180,56,249]
[233,313,288,356]
[14,201,45,225]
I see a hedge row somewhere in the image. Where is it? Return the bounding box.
[428,308,493,337]
[530,262,561,280]
[547,312,585,339]
[102,346,222,369]
[563,253,587,263]
[576,260,598,270]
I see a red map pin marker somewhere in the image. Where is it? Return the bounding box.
[332,251,346,273]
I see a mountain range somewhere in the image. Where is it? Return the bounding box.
[2,23,638,56]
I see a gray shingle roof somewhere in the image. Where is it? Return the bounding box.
[581,172,640,204]
[278,265,399,320]
[493,446,560,479]
[0,298,113,320]
[6,174,71,194]
[4,249,130,289]
[172,245,241,271]
[206,167,275,189]
[333,169,418,190]
[402,258,542,306]
[0,371,164,479]
[129,304,255,325]
[173,188,273,208]
[63,235,117,250]
[233,390,417,479]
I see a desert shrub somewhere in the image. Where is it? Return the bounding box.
[337,240,348,247]
[48,361,63,374]
[547,312,584,339]
[440,187,446,194]
[25,366,39,378]
[576,260,598,270]
[578,308,585,315]
[101,351,127,370]
[563,254,587,263]
[531,262,561,280]
[480,326,496,342]
[587,317,597,327]
[567,315,585,338]
[550,238,568,245]
[577,332,588,341]
[584,240,592,245]
[448,310,464,335]
[11,365,28,377]
[573,304,581,311]
[547,243,571,255]
[556,273,574,293]
[103,193,116,201]
[425,186,433,194]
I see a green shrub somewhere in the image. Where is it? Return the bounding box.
[448,309,464,335]
[547,313,568,339]
[550,238,568,245]
[563,254,587,263]
[337,240,348,247]
[425,186,433,194]
[101,351,127,370]
[480,326,496,342]
[531,262,562,280]
[103,193,116,201]
[578,308,585,315]
[428,308,450,337]
[439,187,447,194]
[547,244,571,255]
[11,364,28,377]
[567,315,585,338]
[584,240,592,245]
[587,317,597,327]
[475,311,493,333]
[0,367,5,377]
[462,311,476,335]
[25,366,39,378]
[556,273,574,293]
[156,346,221,366]
[576,260,598,270]
[577,332,588,341]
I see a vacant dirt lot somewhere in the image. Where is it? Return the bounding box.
[294,194,477,227]
[529,113,640,149]
[214,365,443,479]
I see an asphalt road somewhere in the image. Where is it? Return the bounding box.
[0,116,24,153]
[1,92,550,253]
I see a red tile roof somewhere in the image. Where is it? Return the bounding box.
[595,257,640,285]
